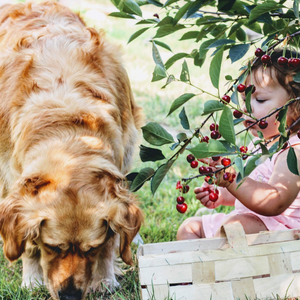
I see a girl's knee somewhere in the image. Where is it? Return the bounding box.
[176,217,204,240]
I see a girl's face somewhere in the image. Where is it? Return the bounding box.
[241,67,290,140]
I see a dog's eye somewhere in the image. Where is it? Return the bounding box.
[44,244,62,254]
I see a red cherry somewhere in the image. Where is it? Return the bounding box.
[223,172,231,181]
[237,84,246,93]
[261,54,271,64]
[176,196,185,204]
[221,95,231,104]
[214,189,219,195]
[292,58,300,68]
[176,203,187,213]
[233,110,243,119]
[246,84,256,94]
[242,154,248,160]
[203,187,211,192]
[221,157,231,167]
[206,167,213,174]
[186,154,195,163]
[182,185,190,194]
[230,174,236,183]
[176,181,183,190]
[201,136,209,143]
[255,48,265,57]
[277,56,288,66]
[209,123,219,131]
[199,166,207,174]
[288,58,295,69]
[212,156,220,161]
[210,130,219,140]
[240,146,248,153]
[297,130,300,139]
[259,120,268,129]
[204,176,212,183]
[190,160,198,168]
[209,192,218,202]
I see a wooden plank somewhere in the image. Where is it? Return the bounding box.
[168,282,234,300]
[231,277,255,300]
[139,264,192,285]
[254,273,300,299]
[291,251,300,271]
[138,240,300,269]
[268,253,292,276]
[215,256,269,281]
[153,284,169,300]
[192,261,215,284]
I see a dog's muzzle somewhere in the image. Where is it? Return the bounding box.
[58,288,83,300]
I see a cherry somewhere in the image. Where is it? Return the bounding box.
[211,130,220,140]
[221,95,231,104]
[182,185,190,193]
[206,167,213,174]
[297,130,300,139]
[212,156,220,161]
[259,120,268,129]
[186,154,195,163]
[237,84,246,93]
[199,166,207,174]
[221,157,231,167]
[261,54,271,64]
[292,58,300,68]
[242,154,248,160]
[247,84,256,94]
[176,181,183,190]
[223,172,231,181]
[209,123,219,131]
[190,160,198,168]
[209,192,218,202]
[204,176,212,183]
[255,48,265,57]
[176,196,185,204]
[230,174,236,183]
[201,136,209,143]
[203,187,211,192]
[176,203,187,214]
[288,58,295,69]
[277,56,288,66]
[233,110,243,119]
[240,146,248,153]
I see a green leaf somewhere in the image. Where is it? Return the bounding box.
[165,52,189,69]
[123,0,143,17]
[152,41,164,68]
[189,140,230,159]
[142,122,175,145]
[109,12,136,19]
[257,131,264,139]
[245,86,252,114]
[153,40,172,52]
[294,0,299,19]
[278,107,288,137]
[235,157,244,178]
[244,156,260,176]
[179,107,190,130]
[177,132,188,142]
[148,0,163,7]
[293,71,300,83]
[209,46,224,89]
[180,31,199,41]
[130,167,155,192]
[164,0,179,7]
[167,93,196,117]
[287,147,299,175]
[248,2,284,23]
[154,24,185,38]
[219,105,236,145]
[151,160,175,195]
[151,64,167,82]
[231,90,239,105]
[139,145,165,162]
[229,44,250,63]
[173,2,191,25]
[236,28,247,42]
[202,100,224,115]
[128,27,148,43]
[206,39,235,49]
[180,60,190,82]
[218,0,236,11]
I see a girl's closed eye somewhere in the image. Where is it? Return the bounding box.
[256,99,267,103]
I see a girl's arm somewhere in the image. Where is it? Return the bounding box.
[225,145,300,216]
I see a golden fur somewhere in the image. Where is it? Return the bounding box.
[0,2,144,299]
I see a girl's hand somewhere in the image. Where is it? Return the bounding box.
[194,182,224,209]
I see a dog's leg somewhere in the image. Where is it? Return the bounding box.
[21,243,43,288]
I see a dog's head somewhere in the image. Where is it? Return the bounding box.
[0,170,143,299]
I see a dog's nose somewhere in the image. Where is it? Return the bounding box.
[58,289,83,300]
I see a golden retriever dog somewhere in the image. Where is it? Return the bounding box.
[0,1,144,299]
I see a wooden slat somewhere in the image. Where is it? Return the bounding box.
[268,253,292,276]
[231,277,255,300]
[168,282,234,300]
[254,273,300,299]
[192,261,215,284]
[139,264,192,285]
[291,251,300,271]
[215,256,269,281]
[138,240,300,268]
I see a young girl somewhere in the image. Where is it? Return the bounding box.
[177,49,300,240]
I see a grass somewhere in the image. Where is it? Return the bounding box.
[0,0,298,299]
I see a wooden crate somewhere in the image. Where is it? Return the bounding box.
[137,223,300,300]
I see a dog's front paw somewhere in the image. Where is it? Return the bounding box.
[90,276,120,294]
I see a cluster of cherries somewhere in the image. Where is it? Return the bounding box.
[175,151,242,213]
[254,47,300,68]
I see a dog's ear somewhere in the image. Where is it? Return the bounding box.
[19,175,51,196]
[0,196,26,261]
[107,190,143,265]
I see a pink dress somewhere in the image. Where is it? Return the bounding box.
[202,134,300,238]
